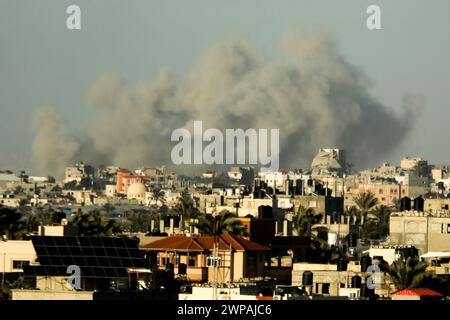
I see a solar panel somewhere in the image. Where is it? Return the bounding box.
[25,236,147,279]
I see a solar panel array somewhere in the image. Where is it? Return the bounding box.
[24,236,147,279]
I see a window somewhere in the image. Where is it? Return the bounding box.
[206,256,220,267]
[322,283,330,294]
[448,224,450,234]
[379,189,383,194]
[188,259,196,267]
[12,260,30,269]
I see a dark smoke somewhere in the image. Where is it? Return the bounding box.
[31,30,422,177]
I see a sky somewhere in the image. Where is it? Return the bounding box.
[1,0,450,174]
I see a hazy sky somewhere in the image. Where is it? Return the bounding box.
[1,0,450,173]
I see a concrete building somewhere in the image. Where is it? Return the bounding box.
[291,262,391,298]
[389,210,450,254]
[311,148,346,176]
[116,169,150,195]
[0,240,36,273]
[126,182,147,201]
[424,198,450,212]
[348,182,408,208]
[142,234,269,283]
[64,163,94,183]
[400,157,430,177]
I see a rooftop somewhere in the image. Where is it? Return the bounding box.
[141,233,270,252]
[391,288,442,297]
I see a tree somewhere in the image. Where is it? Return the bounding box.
[125,210,151,233]
[194,210,248,299]
[71,210,122,237]
[292,205,323,237]
[195,211,248,237]
[0,206,27,240]
[386,257,431,290]
[172,188,200,222]
[0,284,11,300]
[353,191,379,222]
[151,188,166,207]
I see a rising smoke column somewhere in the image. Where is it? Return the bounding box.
[32,107,80,177]
[31,30,422,177]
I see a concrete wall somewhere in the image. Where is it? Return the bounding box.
[0,240,36,273]
[390,213,450,254]
[12,290,93,300]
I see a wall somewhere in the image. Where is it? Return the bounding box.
[12,289,93,300]
[390,213,450,254]
[0,240,36,273]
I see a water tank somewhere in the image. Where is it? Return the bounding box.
[164,215,171,225]
[173,216,181,228]
[258,205,273,219]
[351,275,362,289]
[295,179,303,195]
[337,259,348,271]
[178,263,187,275]
[413,197,424,212]
[361,277,375,298]
[302,271,313,286]
[400,197,411,211]
[360,256,372,272]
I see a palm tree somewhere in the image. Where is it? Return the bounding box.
[125,210,151,233]
[71,210,122,237]
[195,211,248,237]
[386,257,431,290]
[353,191,379,215]
[292,205,323,237]
[194,210,247,299]
[151,188,166,207]
[372,205,391,235]
[172,189,200,229]
[0,206,27,240]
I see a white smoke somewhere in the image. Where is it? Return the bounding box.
[31,30,422,177]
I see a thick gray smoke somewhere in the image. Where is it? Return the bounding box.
[31,30,422,177]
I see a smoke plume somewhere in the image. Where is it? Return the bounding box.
[31,30,422,177]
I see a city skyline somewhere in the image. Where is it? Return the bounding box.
[1,1,450,176]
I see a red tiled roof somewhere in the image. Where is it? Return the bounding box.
[141,236,204,252]
[391,288,443,297]
[141,234,270,252]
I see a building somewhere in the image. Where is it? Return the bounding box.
[347,182,407,208]
[14,236,149,300]
[291,261,390,298]
[389,210,450,254]
[366,245,419,265]
[400,157,430,177]
[292,195,344,218]
[116,169,150,195]
[64,163,95,183]
[0,240,36,273]
[391,288,443,300]
[311,149,346,176]
[126,182,147,202]
[141,234,269,283]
